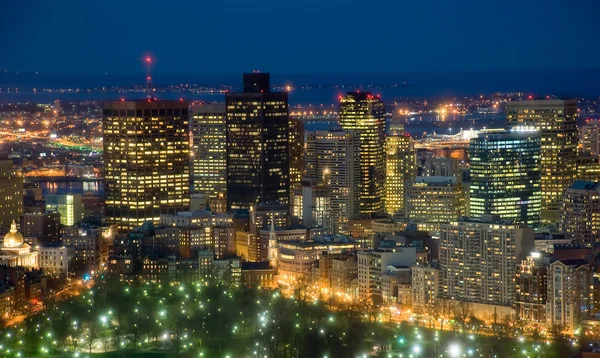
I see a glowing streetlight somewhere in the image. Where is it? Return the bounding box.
[448,343,461,358]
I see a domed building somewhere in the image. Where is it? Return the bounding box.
[0,221,38,268]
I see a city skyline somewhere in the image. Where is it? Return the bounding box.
[1,1,600,355]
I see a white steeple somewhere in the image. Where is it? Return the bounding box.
[268,214,278,267]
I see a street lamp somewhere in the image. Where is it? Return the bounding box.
[448,343,461,358]
[412,344,421,356]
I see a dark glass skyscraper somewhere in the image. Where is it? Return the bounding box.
[103,100,190,231]
[469,130,541,226]
[226,73,289,210]
[339,92,385,216]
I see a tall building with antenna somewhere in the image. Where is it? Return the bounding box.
[225,72,290,211]
[102,58,190,231]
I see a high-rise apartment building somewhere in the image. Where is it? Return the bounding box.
[581,119,600,156]
[439,216,534,306]
[45,194,84,226]
[289,115,305,199]
[406,176,466,223]
[0,160,23,232]
[339,92,385,216]
[546,259,593,334]
[226,73,289,210]
[103,100,190,231]
[559,180,600,246]
[191,103,227,210]
[469,131,541,226]
[305,130,361,233]
[384,124,416,216]
[411,265,440,311]
[506,99,578,224]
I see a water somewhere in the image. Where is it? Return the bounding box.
[303,114,507,137]
[33,180,104,197]
[1,68,599,105]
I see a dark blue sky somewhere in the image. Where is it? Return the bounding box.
[1,0,599,75]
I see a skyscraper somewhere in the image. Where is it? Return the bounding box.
[305,130,361,234]
[339,92,385,216]
[559,180,600,246]
[289,115,305,200]
[384,124,416,216]
[0,160,23,232]
[191,103,227,210]
[580,119,600,156]
[103,100,190,231]
[469,130,541,226]
[506,99,578,224]
[226,73,289,210]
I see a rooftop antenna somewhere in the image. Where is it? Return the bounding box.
[145,56,153,99]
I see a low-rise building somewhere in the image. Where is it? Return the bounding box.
[331,252,358,297]
[357,246,417,303]
[241,261,276,289]
[38,244,68,276]
[278,235,359,282]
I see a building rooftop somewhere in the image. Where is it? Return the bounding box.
[242,261,272,271]
[570,180,600,191]
[555,258,588,267]
[414,176,457,185]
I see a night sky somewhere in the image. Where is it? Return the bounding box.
[1,0,599,75]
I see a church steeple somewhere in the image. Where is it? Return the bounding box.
[268,214,278,268]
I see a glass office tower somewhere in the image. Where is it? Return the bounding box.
[469,130,541,226]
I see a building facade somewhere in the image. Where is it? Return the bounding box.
[559,180,600,246]
[0,160,23,232]
[546,259,593,334]
[406,176,466,223]
[581,119,600,156]
[357,247,417,303]
[515,254,548,325]
[290,180,331,230]
[289,115,305,202]
[191,103,227,210]
[103,100,190,231]
[339,92,386,216]
[45,194,84,226]
[506,99,578,224]
[412,265,440,311]
[38,245,69,276]
[306,130,361,233]
[469,131,541,226]
[384,124,416,216]
[439,217,534,306]
[226,73,289,210]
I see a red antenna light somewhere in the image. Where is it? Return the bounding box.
[145,55,153,99]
